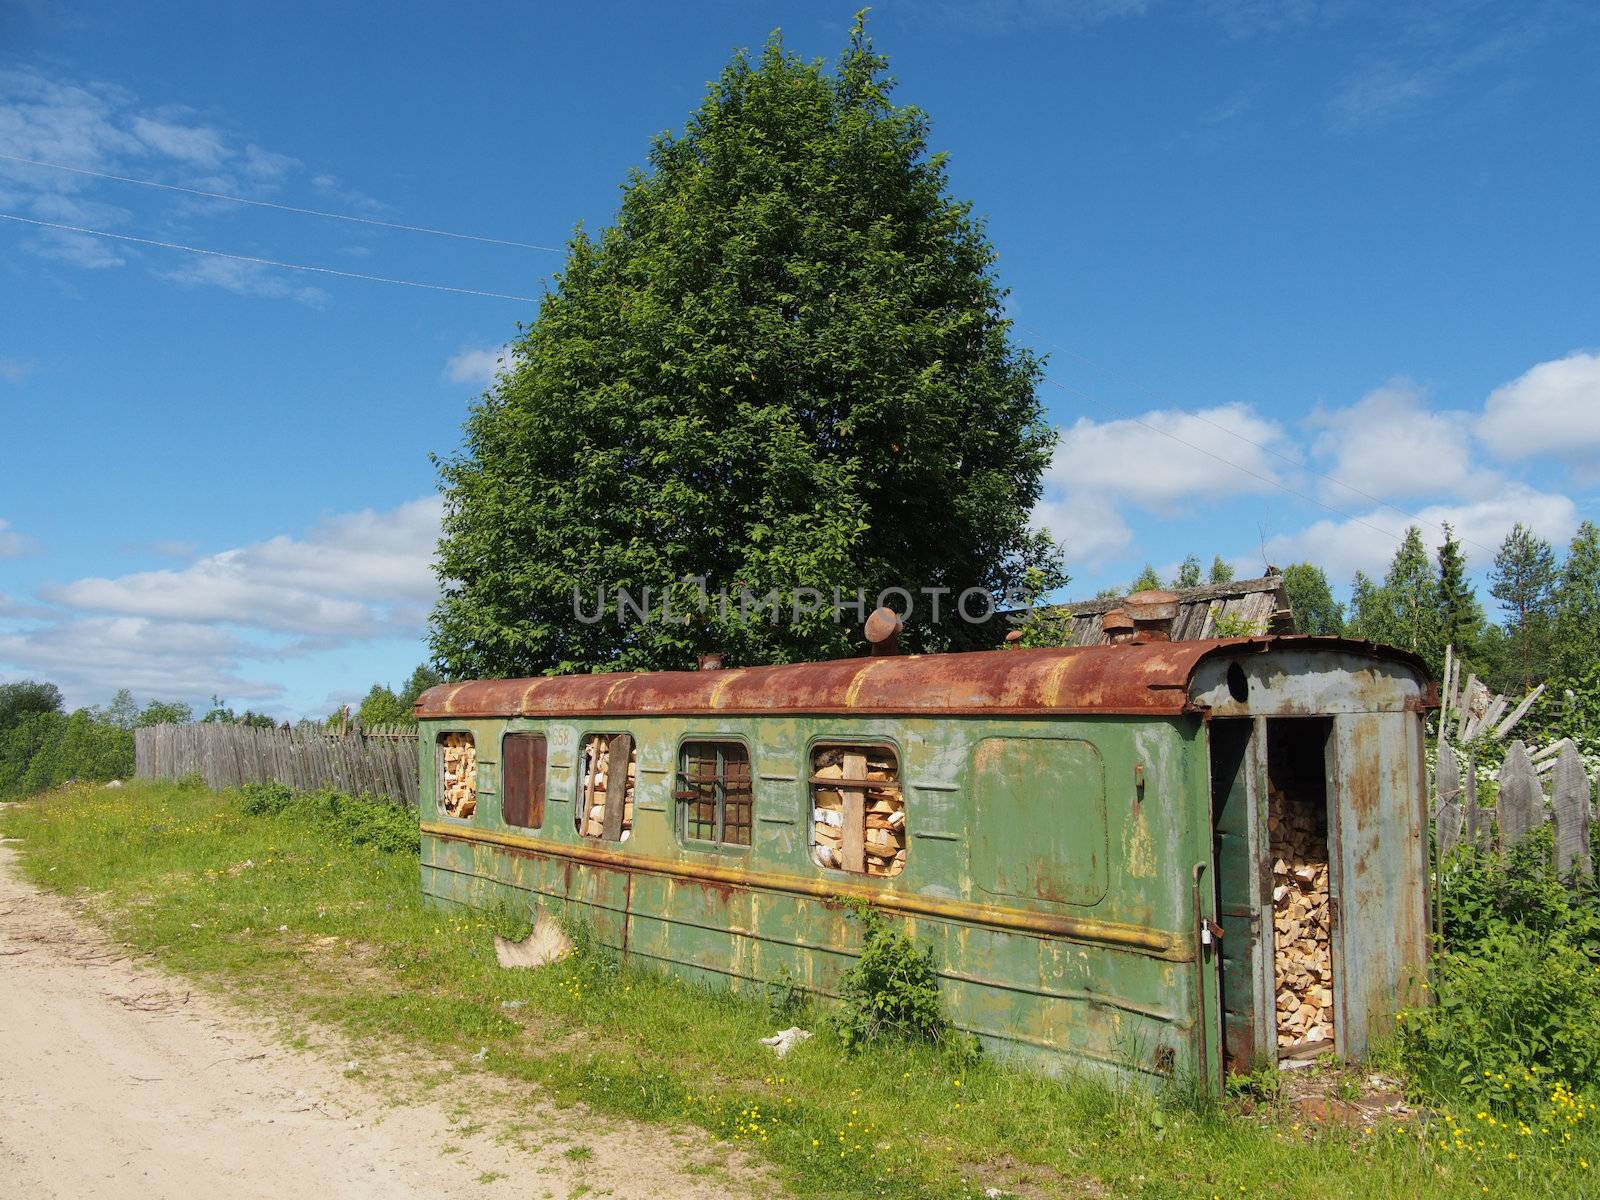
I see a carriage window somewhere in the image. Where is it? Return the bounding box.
[576,733,635,841]
[437,732,477,819]
[810,744,904,877]
[501,733,547,829]
[676,742,753,847]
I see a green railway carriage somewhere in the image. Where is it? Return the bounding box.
[415,635,1433,1091]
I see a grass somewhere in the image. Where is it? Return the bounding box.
[3,779,1596,1199]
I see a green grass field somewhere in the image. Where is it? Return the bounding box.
[2,780,1592,1199]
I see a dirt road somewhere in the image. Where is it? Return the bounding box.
[0,837,764,1199]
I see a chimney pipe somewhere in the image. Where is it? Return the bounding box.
[864,606,902,656]
[1123,589,1179,643]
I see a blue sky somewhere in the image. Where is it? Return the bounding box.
[2,0,1597,717]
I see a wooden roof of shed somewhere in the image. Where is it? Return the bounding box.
[1056,574,1294,645]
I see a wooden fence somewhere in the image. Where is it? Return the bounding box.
[1434,736,1596,876]
[134,722,420,809]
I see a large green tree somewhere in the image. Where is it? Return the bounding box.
[432,20,1059,677]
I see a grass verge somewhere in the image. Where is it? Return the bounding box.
[2,780,1594,1199]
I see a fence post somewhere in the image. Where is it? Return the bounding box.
[1496,740,1543,853]
[1552,741,1594,879]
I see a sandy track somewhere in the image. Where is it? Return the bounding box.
[0,835,767,1200]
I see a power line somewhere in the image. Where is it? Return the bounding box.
[1023,323,1500,560]
[0,151,564,253]
[0,212,538,302]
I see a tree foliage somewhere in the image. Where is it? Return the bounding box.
[1491,522,1557,690]
[431,19,1060,677]
[1208,555,1235,585]
[1281,562,1342,636]
[1552,520,1600,682]
[356,664,444,727]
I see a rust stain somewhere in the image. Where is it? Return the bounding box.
[421,820,1190,960]
[414,637,1428,722]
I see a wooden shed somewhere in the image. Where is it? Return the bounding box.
[1051,574,1295,645]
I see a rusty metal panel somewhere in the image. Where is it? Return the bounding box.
[1327,711,1430,1058]
[415,638,1429,722]
[970,737,1107,906]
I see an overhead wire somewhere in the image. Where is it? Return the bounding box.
[0,151,563,252]
[0,212,537,302]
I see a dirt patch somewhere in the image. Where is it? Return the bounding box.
[0,832,778,1199]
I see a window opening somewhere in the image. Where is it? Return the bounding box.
[576,733,635,841]
[811,744,904,877]
[438,732,477,819]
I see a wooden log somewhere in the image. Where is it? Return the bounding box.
[842,751,866,873]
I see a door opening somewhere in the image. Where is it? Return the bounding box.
[1266,718,1335,1059]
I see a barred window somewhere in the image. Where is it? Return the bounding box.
[811,744,904,877]
[576,733,635,841]
[675,742,753,847]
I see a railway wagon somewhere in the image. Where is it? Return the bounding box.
[415,634,1433,1090]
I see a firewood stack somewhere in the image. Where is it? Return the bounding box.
[439,733,477,818]
[1269,794,1333,1050]
[811,747,905,877]
[578,735,635,840]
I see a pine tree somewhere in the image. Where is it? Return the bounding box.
[1490,522,1556,690]
[1434,522,1484,669]
[430,19,1060,676]
[1552,520,1600,681]
[1344,529,1439,658]
[1208,555,1235,585]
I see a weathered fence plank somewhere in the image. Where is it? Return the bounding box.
[133,723,420,808]
[1552,741,1594,879]
[1497,740,1543,851]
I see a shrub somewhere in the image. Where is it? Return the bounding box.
[236,782,418,855]
[833,904,948,1051]
[1398,932,1600,1111]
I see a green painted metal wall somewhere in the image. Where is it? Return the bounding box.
[417,710,1221,1088]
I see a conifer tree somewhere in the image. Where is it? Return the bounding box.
[1490,522,1556,690]
[1434,522,1484,668]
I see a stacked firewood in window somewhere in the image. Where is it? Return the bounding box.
[578,734,635,841]
[439,733,477,818]
[811,746,905,877]
[1269,795,1333,1051]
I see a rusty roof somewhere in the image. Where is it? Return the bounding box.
[415,636,1428,721]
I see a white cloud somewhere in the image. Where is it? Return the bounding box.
[2,497,442,710]
[159,256,327,306]
[1478,351,1600,478]
[1264,483,1579,582]
[445,344,516,386]
[51,496,442,638]
[128,114,228,166]
[0,518,37,558]
[1032,403,1292,567]
[0,357,35,382]
[1046,403,1292,511]
[0,66,381,299]
[1308,379,1486,502]
[0,616,281,706]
